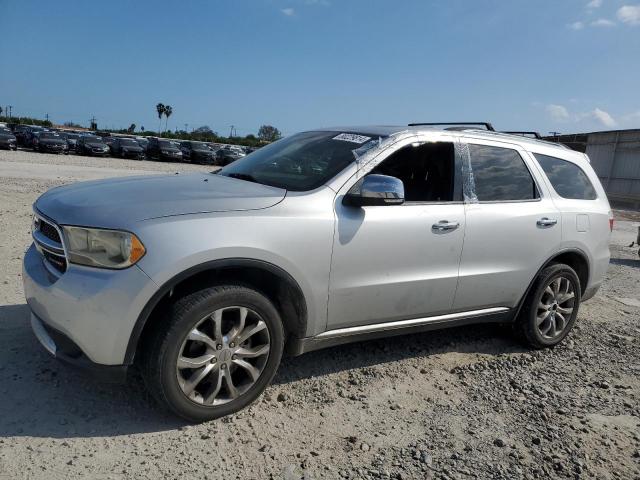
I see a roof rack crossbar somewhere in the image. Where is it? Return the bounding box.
[407,122,495,131]
[502,131,542,139]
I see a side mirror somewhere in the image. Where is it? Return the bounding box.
[343,174,405,207]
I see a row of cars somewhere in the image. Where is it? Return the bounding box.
[0,123,251,166]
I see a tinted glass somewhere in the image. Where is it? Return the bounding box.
[119,139,139,146]
[40,132,62,139]
[220,131,385,191]
[468,144,538,201]
[159,140,178,149]
[191,142,210,151]
[535,154,597,200]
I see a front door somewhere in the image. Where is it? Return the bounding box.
[327,135,465,330]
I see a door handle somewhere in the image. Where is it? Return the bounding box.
[432,220,460,232]
[537,217,558,227]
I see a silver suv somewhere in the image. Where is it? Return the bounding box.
[23,125,611,421]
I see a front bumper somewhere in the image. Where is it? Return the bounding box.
[41,144,67,153]
[159,152,182,161]
[23,243,158,366]
[30,313,129,382]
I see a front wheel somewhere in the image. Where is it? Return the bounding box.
[515,264,581,348]
[140,284,284,422]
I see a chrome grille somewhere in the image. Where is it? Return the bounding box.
[39,220,61,243]
[32,215,67,275]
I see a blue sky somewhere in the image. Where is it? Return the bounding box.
[1,0,639,135]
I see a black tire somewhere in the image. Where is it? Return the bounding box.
[515,263,581,349]
[140,284,284,422]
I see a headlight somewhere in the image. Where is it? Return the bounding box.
[62,226,146,269]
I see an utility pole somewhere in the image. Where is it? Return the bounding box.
[549,131,561,143]
[45,113,49,123]
[184,123,188,133]
[229,125,235,138]
[8,105,12,120]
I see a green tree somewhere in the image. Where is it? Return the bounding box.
[258,125,281,142]
[156,103,165,134]
[164,105,172,132]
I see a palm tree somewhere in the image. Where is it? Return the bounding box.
[164,105,173,133]
[156,103,165,134]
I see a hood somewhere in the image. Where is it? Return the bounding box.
[35,172,286,229]
[86,142,107,148]
[40,138,66,145]
[121,145,143,152]
[0,133,15,140]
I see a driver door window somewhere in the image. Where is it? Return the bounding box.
[371,142,460,203]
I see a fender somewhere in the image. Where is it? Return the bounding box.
[123,258,308,364]
[512,247,590,321]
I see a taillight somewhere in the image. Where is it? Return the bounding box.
[608,211,614,232]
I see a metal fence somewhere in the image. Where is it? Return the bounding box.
[545,129,640,209]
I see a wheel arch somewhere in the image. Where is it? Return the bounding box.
[124,258,308,364]
[513,248,590,320]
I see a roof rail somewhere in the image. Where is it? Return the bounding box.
[502,131,542,139]
[407,122,495,131]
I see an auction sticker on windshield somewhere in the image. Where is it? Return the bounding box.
[332,133,371,144]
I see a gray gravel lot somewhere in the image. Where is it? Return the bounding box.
[0,149,639,480]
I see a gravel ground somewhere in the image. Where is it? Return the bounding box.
[0,149,639,480]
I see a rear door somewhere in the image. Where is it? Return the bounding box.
[453,138,561,312]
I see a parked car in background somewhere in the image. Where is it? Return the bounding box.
[135,137,149,151]
[14,125,45,147]
[111,137,146,159]
[215,145,246,165]
[0,127,18,150]
[76,135,110,157]
[32,131,68,154]
[180,141,216,164]
[146,137,183,161]
[103,136,118,153]
[61,132,81,152]
[23,124,612,422]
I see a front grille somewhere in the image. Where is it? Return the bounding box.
[33,216,67,275]
[39,220,62,243]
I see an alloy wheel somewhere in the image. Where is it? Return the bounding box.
[536,276,575,339]
[176,306,270,406]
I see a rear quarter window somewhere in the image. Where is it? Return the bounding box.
[534,154,597,200]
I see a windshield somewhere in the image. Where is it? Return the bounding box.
[191,142,210,151]
[219,131,384,191]
[66,134,79,139]
[159,140,178,149]
[0,128,12,134]
[120,139,138,146]
[84,136,103,143]
[40,132,62,139]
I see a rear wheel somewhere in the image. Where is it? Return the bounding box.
[141,284,284,422]
[515,264,581,348]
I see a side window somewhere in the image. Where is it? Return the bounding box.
[468,144,539,202]
[534,153,597,200]
[371,142,457,202]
